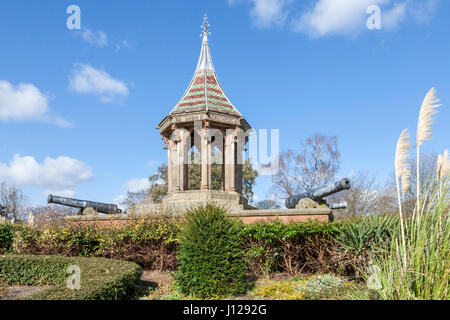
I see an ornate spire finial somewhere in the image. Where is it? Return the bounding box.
[201,14,210,37]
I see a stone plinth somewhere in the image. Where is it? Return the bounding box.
[161,190,250,212]
[122,190,250,217]
[66,205,333,226]
[233,208,331,223]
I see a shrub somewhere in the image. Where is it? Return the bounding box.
[0,222,15,253]
[334,214,400,253]
[12,218,180,270]
[0,254,142,300]
[301,274,345,294]
[241,220,353,276]
[252,281,304,300]
[6,214,403,280]
[175,204,248,298]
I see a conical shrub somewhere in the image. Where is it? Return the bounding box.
[175,204,248,298]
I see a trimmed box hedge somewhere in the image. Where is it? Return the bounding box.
[0,254,142,300]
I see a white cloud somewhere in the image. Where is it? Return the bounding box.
[231,0,438,37]
[112,194,127,211]
[0,80,71,127]
[81,28,108,47]
[291,0,439,37]
[113,177,150,209]
[291,0,393,36]
[0,154,92,196]
[408,0,439,23]
[230,0,291,28]
[48,189,76,198]
[69,64,129,103]
[114,39,130,51]
[124,178,150,193]
[382,2,408,29]
[79,27,130,51]
[147,160,157,168]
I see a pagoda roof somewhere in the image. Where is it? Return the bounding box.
[169,18,242,117]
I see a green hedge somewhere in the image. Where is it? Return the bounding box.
[10,219,180,270]
[240,216,399,276]
[1,213,399,277]
[0,255,142,300]
[241,219,341,241]
[0,223,19,253]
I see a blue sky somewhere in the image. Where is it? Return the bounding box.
[0,0,449,206]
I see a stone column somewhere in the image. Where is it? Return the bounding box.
[201,122,210,190]
[175,142,181,191]
[221,138,225,191]
[234,141,243,194]
[208,137,212,189]
[169,140,180,192]
[224,130,235,192]
[179,132,189,191]
[167,141,173,193]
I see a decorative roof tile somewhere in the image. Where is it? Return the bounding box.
[170,18,241,117]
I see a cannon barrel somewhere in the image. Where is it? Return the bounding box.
[48,195,122,214]
[285,178,351,209]
[327,201,348,210]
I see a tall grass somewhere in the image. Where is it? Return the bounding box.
[394,128,412,267]
[370,177,449,299]
[365,88,449,300]
[416,88,440,213]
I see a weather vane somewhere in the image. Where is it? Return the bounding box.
[201,14,211,36]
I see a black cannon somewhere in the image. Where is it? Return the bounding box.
[48,195,122,215]
[285,178,351,209]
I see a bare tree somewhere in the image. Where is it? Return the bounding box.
[333,153,442,219]
[0,182,28,222]
[120,189,149,210]
[271,134,341,199]
[147,163,169,203]
[31,205,77,227]
[330,170,396,217]
[255,199,281,209]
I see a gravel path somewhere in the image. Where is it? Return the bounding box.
[1,286,52,300]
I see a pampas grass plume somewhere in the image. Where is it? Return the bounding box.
[417,87,441,147]
[395,129,412,195]
[437,150,449,180]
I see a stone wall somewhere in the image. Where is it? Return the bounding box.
[66,207,332,227]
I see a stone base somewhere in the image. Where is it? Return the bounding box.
[161,190,250,212]
[66,207,333,226]
[66,190,333,226]
[295,198,320,209]
[232,208,331,223]
[124,190,252,217]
